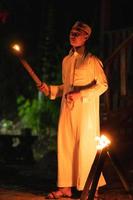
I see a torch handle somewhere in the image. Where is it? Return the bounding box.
[20,58,42,87]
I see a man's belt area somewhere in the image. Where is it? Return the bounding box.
[72,80,96,92]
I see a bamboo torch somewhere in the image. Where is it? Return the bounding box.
[80,135,111,200]
[11,44,49,96]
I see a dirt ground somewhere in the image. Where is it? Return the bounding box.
[0,148,133,200]
[0,188,133,200]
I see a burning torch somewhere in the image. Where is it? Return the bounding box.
[81,135,131,200]
[11,43,49,96]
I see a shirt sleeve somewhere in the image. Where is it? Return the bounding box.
[49,84,64,100]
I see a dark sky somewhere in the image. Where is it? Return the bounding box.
[0,0,99,58]
[6,0,132,29]
[0,0,133,118]
[1,0,133,53]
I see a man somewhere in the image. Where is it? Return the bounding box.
[38,21,108,198]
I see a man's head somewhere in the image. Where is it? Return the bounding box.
[69,21,92,48]
[71,21,92,37]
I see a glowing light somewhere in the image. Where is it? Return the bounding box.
[95,135,111,150]
[12,44,21,52]
[11,43,23,56]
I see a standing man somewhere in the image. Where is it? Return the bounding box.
[38,21,108,198]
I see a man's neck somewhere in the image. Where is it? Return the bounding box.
[74,46,85,55]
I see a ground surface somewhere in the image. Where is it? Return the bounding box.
[0,139,133,200]
[0,161,133,200]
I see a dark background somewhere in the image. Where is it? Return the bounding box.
[1,0,133,54]
[0,1,133,194]
[0,0,133,119]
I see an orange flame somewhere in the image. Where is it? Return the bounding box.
[12,44,21,52]
[95,135,111,150]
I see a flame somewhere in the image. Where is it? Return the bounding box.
[12,44,21,52]
[95,135,111,150]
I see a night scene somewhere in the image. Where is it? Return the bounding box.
[0,0,133,199]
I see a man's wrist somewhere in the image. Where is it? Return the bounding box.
[46,86,50,97]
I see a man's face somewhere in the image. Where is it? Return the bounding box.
[69,28,88,48]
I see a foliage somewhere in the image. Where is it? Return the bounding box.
[17,93,61,160]
[17,94,60,135]
[0,118,13,134]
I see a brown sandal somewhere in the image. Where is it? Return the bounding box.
[46,190,72,199]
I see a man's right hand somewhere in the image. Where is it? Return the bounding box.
[38,82,50,97]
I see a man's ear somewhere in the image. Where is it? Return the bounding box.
[85,35,89,40]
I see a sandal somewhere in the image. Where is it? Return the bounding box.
[46,190,72,199]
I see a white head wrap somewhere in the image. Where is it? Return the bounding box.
[72,21,92,36]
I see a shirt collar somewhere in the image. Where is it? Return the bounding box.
[69,48,83,57]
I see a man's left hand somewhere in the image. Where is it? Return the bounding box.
[66,91,81,101]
